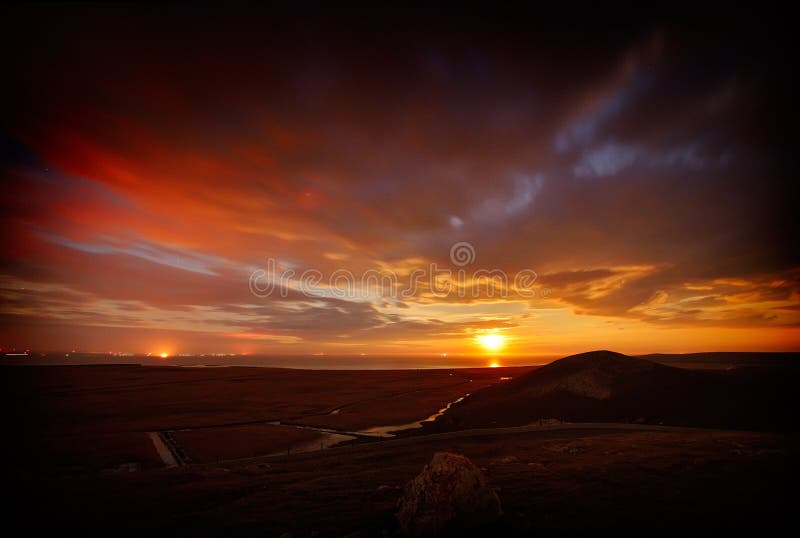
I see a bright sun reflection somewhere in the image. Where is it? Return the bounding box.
[476,333,505,352]
[159,352,169,359]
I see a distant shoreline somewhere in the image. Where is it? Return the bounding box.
[2,351,798,370]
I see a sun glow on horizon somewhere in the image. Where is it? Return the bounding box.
[476,332,506,353]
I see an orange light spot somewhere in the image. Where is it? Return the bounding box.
[476,333,505,352]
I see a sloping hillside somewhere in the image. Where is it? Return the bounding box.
[432,351,796,431]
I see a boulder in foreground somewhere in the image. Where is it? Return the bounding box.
[396,452,502,536]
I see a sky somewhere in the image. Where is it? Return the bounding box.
[1,6,798,357]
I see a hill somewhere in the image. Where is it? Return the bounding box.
[641,351,800,371]
[431,351,796,431]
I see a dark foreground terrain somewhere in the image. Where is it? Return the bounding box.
[2,353,798,535]
[1,363,532,467]
[4,426,796,536]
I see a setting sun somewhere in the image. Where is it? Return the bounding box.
[477,333,506,352]
[159,352,169,359]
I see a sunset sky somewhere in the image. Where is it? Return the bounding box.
[2,6,797,357]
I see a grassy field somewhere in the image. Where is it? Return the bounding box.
[4,361,797,535]
[2,364,533,470]
[6,426,795,535]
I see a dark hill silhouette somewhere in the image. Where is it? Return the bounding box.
[641,351,800,371]
[432,351,796,431]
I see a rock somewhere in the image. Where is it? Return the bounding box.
[527,462,549,473]
[546,442,581,454]
[493,456,518,464]
[105,462,140,473]
[373,484,402,499]
[396,452,502,536]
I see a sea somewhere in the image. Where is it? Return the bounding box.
[1,352,556,369]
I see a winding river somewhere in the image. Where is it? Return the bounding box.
[267,393,471,456]
[149,393,475,463]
